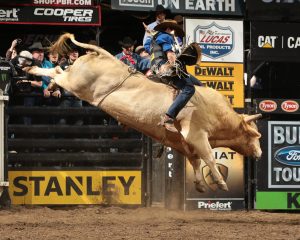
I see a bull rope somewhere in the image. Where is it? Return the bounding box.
[97,67,138,107]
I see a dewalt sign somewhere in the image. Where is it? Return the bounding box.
[187,62,244,108]
[9,170,142,205]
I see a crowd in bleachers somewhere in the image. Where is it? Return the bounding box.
[5,33,153,125]
[4,35,148,154]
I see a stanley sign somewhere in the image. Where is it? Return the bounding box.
[9,170,142,205]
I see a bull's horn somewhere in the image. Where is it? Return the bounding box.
[244,114,262,123]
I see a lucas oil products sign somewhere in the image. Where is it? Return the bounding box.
[185,19,243,63]
[251,22,300,62]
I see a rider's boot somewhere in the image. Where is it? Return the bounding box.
[163,114,178,133]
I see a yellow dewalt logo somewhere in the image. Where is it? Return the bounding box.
[187,63,244,108]
[195,66,234,77]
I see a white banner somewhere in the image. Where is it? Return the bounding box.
[185,19,243,63]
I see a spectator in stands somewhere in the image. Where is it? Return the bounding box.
[142,5,167,45]
[28,41,45,66]
[11,50,43,125]
[58,43,83,125]
[115,36,150,73]
[41,50,61,99]
[6,39,21,61]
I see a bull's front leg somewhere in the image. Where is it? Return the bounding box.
[194,138,229,191]
[187,157,206,192]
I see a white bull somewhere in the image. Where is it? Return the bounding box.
[25,33,262,192]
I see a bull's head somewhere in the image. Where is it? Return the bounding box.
[239,114,262,159]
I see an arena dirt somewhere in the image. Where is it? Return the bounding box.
[0,205,299,240]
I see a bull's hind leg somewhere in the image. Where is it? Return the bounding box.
[187,157,206,192]
[194,138,228,191]
[178,132,206,192]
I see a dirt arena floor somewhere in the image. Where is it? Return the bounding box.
[0,205,299,240]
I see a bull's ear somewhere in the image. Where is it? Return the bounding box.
[241,120,262,138]
[246,126,261,138]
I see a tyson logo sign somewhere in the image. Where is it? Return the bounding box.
[281,100,299,112]
[259,100,277,112]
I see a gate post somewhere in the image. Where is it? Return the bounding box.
[165,148,184,210]
[245,51,256,210]
[0,78,11,207]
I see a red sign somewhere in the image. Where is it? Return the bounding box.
[281,100,299,113]
[0,5,101,26]
[259,100,277,112]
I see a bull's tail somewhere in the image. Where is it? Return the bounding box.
[50,33,104,57]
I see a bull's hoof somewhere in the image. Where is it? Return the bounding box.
[217,182,229,191]
[48,81,59,91]
[194,181,206,193]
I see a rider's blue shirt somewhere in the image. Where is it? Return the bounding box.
[144,32,175,55]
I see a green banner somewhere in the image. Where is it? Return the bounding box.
[256,192,300,210]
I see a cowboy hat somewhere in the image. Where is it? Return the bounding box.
[174,15,183,25]
[155,5,167,14]
[118,36,137,48]
[177,42,202,66]
[154,19,185,37]
[18,50,33,66]
[28,42,46,52]
[135,45,145,55]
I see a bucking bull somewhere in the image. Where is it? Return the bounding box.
[24,33,262,192]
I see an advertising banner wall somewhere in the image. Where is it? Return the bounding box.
[185,18,244,108]
[247,0,300,21]
[251,22,300,62]
[9,170,142,205]
[185,148,245,210]
[111,0,244,16]
[256,120,300,210]
[184,18,245,210]
[0,5,101,26]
